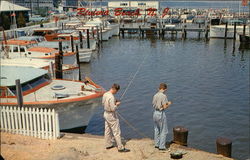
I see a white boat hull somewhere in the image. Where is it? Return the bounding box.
[210,25,249,39]
[101,30,110,41]
[78,49,92,63]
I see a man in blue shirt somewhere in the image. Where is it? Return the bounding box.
[152,83,172,150]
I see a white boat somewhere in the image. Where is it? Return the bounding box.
[0,66,105,130]
[210,25,249,39]
[1,58,80,80]
[0,40,77,65]
[37,39,94,62]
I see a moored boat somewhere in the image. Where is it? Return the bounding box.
[0,66,105,130]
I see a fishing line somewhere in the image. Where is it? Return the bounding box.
[116,50,151,139]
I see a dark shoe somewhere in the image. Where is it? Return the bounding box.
[155,146,159,149]
[106,145,115,150]
[159,148,166,151]
[118,148,130,152]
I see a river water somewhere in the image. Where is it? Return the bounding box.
[80,33,249,160]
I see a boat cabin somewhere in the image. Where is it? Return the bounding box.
[32,28,61,41]
[0,66,50,98]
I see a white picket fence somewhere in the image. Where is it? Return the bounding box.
[0,106,60,140]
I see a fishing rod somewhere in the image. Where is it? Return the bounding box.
[116,51,151,139]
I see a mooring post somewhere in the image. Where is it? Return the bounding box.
[122,29,125,38]
[243,24,246,36]
[79,31,83,49]
[70,35,74,52]
[91,27,94,38]
[173,126,188,146]
[15,79,23,107]
[96,26,100,47]
[75,44,81,81]
[162,28,165,38]
[233,22,237,40]
[205,25,209,39]
[224,22,228,39]
[216,137,232,158]
[100,26,103,42]
[184,25,187,39]
[198,23,201,38]
[87,29,90,49]
[55,41,63,79]
[142,29,144,38]
[61,22,64,30]
[139,25,141,37]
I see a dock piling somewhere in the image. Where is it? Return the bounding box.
[205,25,209,39]
[224,22,228,39]
[100,26,103,42]
[233,22,236,40]
[173,126,188,146]
[15,79,23,107]
[79,31,83,49]
[75,44,81,81]
[87,29,90,49]
[70,35,74,52]
[216,137,232,158]
[243,24,246,36]
[96,26,100,47]
[55,41,63,79]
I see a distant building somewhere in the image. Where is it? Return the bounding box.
[61,0,79,11]
[14,0,54,15]
[0,0,30,30]
[108,1,159,9]
[108,1,160,16]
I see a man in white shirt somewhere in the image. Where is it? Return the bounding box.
[102,84,130,152]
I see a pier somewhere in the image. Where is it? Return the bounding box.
[119,24,210,39]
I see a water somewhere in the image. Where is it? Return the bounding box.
[80,34,249,160]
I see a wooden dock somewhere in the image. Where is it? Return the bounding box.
[119,25,210,39]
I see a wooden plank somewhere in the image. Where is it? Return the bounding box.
[10,106,15,133]
[6,106,11,133]
[37,108,41,139]
[14,106,19,134]
[48,109,52,140]
[55,112,60,138]
[21,107,26,135]
[0,107,4,131]
[41,108,44,139]
[44,108,48,139]
[52,109,56,139]
[29,108,33,137]
[25,107,29,136]
[33,108,37,138]
[18,107,22,134]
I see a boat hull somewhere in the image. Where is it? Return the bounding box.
[210,25,249,39]
[0,95,102,130]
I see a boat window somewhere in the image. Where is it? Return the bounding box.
[20,47,25,52]
[33,31,45,36]
[29,75,49,88]
[47,31,52,35]
[120,3,128,6]
[13,46,18,52]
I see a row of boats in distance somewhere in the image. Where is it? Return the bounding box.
[0,18,120,131]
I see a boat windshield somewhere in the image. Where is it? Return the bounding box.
[9,74,50,95]
[33,31,46,36]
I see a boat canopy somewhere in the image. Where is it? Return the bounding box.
[0,66,48,87]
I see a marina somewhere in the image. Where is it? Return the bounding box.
[0,0,250,160]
